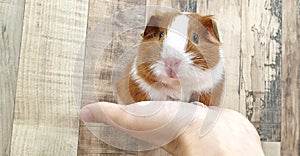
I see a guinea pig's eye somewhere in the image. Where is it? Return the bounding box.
[159,32,164,39]
[192,32,199,44]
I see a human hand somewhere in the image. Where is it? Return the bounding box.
[80,101,264,156]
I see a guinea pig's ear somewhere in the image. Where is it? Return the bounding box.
[142,15,161,39]
[199,15,221,44]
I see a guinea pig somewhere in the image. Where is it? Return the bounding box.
[115,12,224,106]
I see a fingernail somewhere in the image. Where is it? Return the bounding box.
[80,107,95,122]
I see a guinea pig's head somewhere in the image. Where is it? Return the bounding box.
[135,12,221,85]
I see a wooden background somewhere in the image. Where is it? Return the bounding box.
[0,0,299,155]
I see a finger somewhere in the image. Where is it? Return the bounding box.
[80,101,202,147]
[81,101,182,131]
[80,102,122,124]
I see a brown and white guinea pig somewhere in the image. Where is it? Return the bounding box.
[116,12,224,106]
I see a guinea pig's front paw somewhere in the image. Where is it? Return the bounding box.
[191,101,208,108]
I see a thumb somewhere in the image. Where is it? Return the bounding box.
[80,101,199,131]
[81,101,172,131]
[80,101,201,147]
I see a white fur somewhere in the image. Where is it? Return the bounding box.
[150,51,224,101]
[161,15,190,60]
[184,53,224,92]
[158,14,194,82]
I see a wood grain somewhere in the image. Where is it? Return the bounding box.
[147,0,197,12]
[0,0,24,155]
[281,0,300,155]
[78,0,147,155]
[262,142,280,156]
[9,0,89,155]
[197,0,282,154]
[240,0,282,142]
[197,0,282,143]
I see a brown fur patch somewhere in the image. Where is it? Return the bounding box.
[186,40,209,69]
[187,13,221,69]
[136,62,157,85]
[191,74,224,106]
[116,61,149,104]
[128,75,148,102]
[198,15,220,43]
[137,12,180,85]
[142,12,180,41]
[210,74,225,106]
[198,92,212,106]
[116,61,135,104]
[187,14,220,44]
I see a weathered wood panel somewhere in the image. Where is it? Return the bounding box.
[197,0,282,154]
[147,0,197,12]
[262,142,280,156]
[0,0,24,155]
[281,0,300,155]
[10,0,89,155]
[197,0,282,144]
[240,0,282,142]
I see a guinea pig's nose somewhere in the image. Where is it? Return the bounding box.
[163,58,181,69]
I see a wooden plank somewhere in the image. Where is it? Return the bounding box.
[78,0,147,155]
[10,0,89,155]
[197,0,282,143]
[281,0,300,155]
[147,0,197,12]
[197,1,282,153]
[240,0,282,142]
[262,142,280,156]
[197,0,242,111]
[0,0,25,155]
